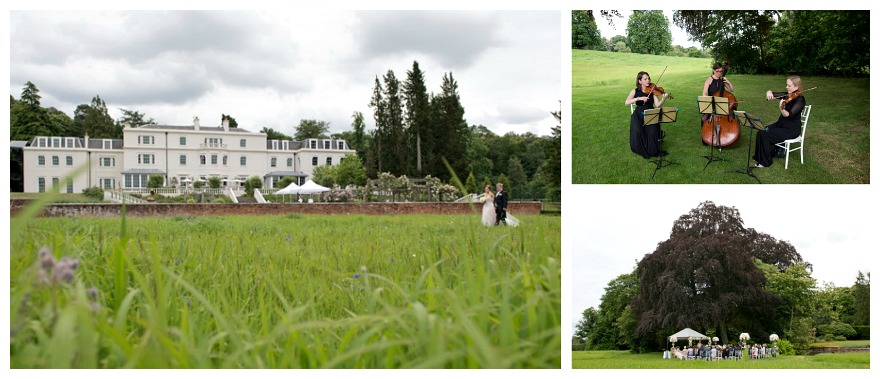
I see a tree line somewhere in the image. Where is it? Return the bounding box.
[10,74,561,200]
[574,202,870,355]
[573,10,869,76]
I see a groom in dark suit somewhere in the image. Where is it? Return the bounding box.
[494,182,507,225]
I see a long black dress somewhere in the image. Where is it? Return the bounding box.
[629,88,661,158]
[753,93,805,167]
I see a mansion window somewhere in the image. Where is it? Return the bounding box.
[100,157,115,167]
[103,140,113,149]
[324,140,330,149]
[240,156,247,166]
[180,136,187,145]
[271,157,277,167]
[138,154,155,165]
[287,157,293,167]
[223,156,228,166]
[312,157,318,166]
[138,135,155,145]
[52,156,59,166]
[200,155,206,165]
[66,156,73,166]
[240,139,246,148]
[310,140,317,149]
[124,174,150,189]
[38,156,45,165]
[326,157,332,165]
[38,177,46,193]
[337,141,345,150]
[180,155,187,165]
[100,178,115,189]
[211,155,218,165]
[66,179,73,194]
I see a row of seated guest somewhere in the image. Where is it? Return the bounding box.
[668,344,778,360]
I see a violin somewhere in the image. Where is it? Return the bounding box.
[645,82,674,99]
[772,86,817,103]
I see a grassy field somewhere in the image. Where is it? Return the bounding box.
[572,350,869,369]
[572,50,870,183]
[10,209,561,368]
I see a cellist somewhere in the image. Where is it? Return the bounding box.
[753,76,807,168]
[625,71,670,158]
[701,62,736,123]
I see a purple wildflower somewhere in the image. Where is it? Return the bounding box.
[353,274,361,279]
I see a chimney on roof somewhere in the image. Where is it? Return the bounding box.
[194,116,200,131]
[123,122,132,129]
[222,117,229,131]
[84,133,90,147]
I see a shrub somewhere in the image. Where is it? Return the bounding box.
[776,339,796,356]
[834,335,848,341]
[81,186,104,201]
[818,322,856,338]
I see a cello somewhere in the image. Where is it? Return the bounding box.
[701,60,740,147]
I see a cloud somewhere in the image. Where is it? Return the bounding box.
[352,11,504,69]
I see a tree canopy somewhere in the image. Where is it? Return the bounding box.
[626,11,672,55]
[631,201,806,345]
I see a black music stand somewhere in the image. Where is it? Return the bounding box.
[644,107,679,179]
[727,111,765,184]
[697,96,730,170]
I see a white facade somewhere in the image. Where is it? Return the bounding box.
[21,117,356,193]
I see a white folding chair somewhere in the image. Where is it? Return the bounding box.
[775,104,812,169]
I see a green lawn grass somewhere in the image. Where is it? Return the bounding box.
[572,350,869,369]
[572,50,869,183]
[10,211,560,368]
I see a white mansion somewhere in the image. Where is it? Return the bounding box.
[21,117,356,193]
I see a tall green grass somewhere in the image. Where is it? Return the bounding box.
[572,50,869,183]
[10,213,561,368]
[572,350,869,369]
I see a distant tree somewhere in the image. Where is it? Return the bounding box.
[260,127,293,140]
[349,111,369,162]
[221,114,238,128]
[10,82,50,140]
[674,10,778,74]
[243,176,263,197]
[626,11,673,55]
[464,172,478,195]
[588,270,638,350]
[294,119,330,140]
[73,95,117,138]
[465,126,494,183]
[404,61,432,174]
[496,174,510,191]
[572,10,604,50]
[117,109,154,128]
[333,154,367,187]
[368,76,386,174]
[431,72,468,182]
[311,164,336,188]
[574,307,599,348]
[45,107,74,136]
[758,260,817,338]
[383,70,406,175]
[852,271,870,325]
[276,176,297,189]
[507,157,527,198]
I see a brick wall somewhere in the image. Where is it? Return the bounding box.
[10,199,542,218]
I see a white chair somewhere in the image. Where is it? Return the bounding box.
[775,104,812,169]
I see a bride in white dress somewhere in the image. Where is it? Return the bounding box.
[480,185,496,227]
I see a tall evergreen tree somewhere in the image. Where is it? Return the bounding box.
[11,82,50,140]
[403,61,432,175]
[431,72,468,181]
[852,271,870,325]
[368,76,386,174]
[382,70,406,175]
[349,111,369,162]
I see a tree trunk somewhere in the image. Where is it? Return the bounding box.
[416,132,422,172]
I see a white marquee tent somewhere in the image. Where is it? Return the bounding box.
[668,328,711,346]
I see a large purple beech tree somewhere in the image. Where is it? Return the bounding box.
[631,201,807,346]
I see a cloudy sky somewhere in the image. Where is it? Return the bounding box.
[568,185,876,336]
[9,9,560,137]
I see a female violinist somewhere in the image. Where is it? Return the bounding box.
[753,75,806,168]
[625,71,670,158]
[701,62,735,122]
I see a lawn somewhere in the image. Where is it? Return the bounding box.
[10,209,561,368]
[572,50,869,183]
[572,350,869,369]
